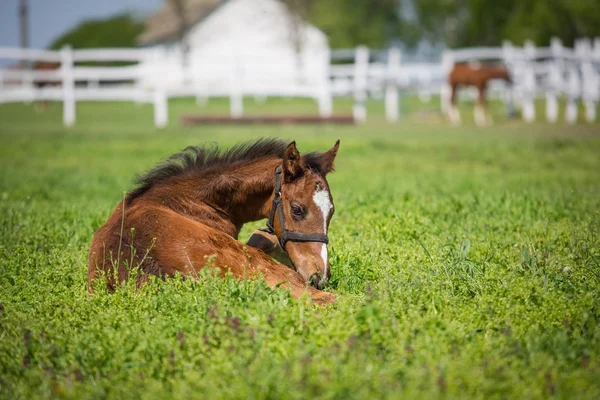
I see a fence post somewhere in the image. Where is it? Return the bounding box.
[565,65,580,124]
[24,68,34,103]
[440,51,459,123]
[192,48,208,106]
[0,70,4,103]
[583,77,598,123]
[229,46,243,118]
[134,51,146,105]
[501,41,515,117]
[593,37,600,61]
[317,49,332,118]
[440,51,454,116]
[546,62,559,123]
[152,47,168,128]
[545,38,563,123]
[582,65,598,123]
[577,38,597,123]
[522,40,536,122]
[582,69,598,123]
[60,45,75,127]
[352,46,369,123]
[153,88,168,128]
[522,67,536,123]
[503,40,527,119]
[385,47,400,122]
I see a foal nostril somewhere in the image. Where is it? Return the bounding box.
[309,273,326,290]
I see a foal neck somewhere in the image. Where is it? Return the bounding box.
[219,158,281,224]
[130,157,282,239]
[182,157,280,233]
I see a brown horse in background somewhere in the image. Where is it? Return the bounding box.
[88,139,340,305]
[445,63,511,126]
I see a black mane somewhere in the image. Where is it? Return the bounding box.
[126,138,288,204]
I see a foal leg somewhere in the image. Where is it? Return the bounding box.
[246,229,293,268]
[474,85,491,126]
[143,210,335,305]
[448,84,461,125]
[179,240,335,305]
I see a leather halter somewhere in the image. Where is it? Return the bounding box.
[263,166,329,249]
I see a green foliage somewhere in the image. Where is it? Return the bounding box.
[49,13,144,50]
[1,99,600,398]
[501,0,600,46]
[309,0,401,48]
[412,0,600,47]
[285,0,600,48]
[407,0,467,46]
[283,0,402,48]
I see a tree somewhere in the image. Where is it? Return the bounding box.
[48,14,144,50]
[411,0,600,48]
[410,0,468,47]
[282,0,402,48]
[502,0,600,46]
[311,0,402,48]
[462,0,516,46]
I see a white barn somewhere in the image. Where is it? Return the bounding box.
[138,0,331,109]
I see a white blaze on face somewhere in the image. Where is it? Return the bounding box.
[312,188,333,271]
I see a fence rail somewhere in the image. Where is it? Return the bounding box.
[0,47,61,62]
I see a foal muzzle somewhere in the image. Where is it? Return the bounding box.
[309,272,328,290]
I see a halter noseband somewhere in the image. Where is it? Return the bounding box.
[263,166,329,249]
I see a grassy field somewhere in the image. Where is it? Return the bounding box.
[1,99,599,399]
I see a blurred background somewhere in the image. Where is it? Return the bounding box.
[1,0,599,127]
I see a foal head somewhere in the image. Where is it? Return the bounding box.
[271,141,340,290]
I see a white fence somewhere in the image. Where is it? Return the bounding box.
[1,37,599,127]
[0,45,331,127]
[0,46,166,127]
[329,46,443,122]
[332,38,600,124]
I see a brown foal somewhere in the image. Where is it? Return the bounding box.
[88,139,340,305]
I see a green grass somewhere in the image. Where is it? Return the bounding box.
[1,99,599,399]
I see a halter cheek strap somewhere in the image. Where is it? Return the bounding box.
[263,166,329,249]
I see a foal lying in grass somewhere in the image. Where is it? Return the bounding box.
[88,138,339,305]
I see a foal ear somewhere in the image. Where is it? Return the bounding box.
[282,141,302,181]
[319,140,340,175]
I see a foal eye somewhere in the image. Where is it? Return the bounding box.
[291,205,303,216]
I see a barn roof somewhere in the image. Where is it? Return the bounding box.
[137,0,226,45]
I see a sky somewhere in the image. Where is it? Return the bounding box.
[0,0,164,49]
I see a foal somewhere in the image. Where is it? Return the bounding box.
[88,139,339,305]
[445,63,511,126]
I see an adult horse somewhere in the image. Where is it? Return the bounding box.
[444,62,512,126]
[88,139,339,305]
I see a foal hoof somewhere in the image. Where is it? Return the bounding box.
[246,230,278,252]
[312,291,336,306]
[246,230,293,268]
